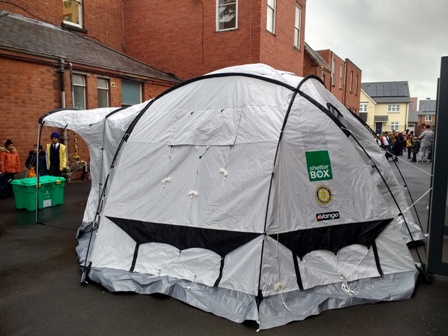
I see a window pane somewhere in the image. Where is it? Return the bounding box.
[73,74,86,109]
[73,74,85,85]
[267,0,275,33]
[218,0,237,30]
[122,80,141,106]
[73,86,85,109]
[98,90,109,108]
[63,0,83,27]
[267,8,274,32]
[98,78,109,108]
[97,78,109,89]
[294,5,301,48]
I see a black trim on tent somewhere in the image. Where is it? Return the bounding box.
[371,240,384,277]
[273,219,392,289]
[274,219,392,259]
[107,216,259,282]
[292,251,304,290]
[213,258,225,287]
[130,244,140,272]
[107,216,260,256]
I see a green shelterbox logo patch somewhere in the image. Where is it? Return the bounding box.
[305,150,333,182]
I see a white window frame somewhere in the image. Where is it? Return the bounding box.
[97,77,110,108]
[388,104,400,112]
[217,0,237,31]
[331,57,335,86]
[266,0,276,34]
[359,103,368,112]
[339,65,343,89]
[63,0,83,28]
[72,74,86,109]
[294,4,301,49]
[350,70,353,93]
[425,115,432,122]
[390,122,399,131]
[355,74,359,95]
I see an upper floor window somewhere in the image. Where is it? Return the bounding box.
[359,103,367,112]
[388,104,400,112]
[425,115,432,122]
[339,65,343,89]
[217,0,237,31]
[294,4,301,49]
[349,70,354,93]
[266,0,276,34]
[73,74,86,109]
[330,58,335,86]
[63,0,83,28]
[97,78,110,108]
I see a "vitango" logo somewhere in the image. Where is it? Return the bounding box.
[316,211,340,221]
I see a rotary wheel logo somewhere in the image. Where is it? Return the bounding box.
[315,185,333,207]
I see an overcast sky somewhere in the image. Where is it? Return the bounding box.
[305,0,448,103]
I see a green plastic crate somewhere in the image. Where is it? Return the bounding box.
[11,176,66,211]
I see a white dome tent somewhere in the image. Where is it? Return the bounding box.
[39,64,423,330]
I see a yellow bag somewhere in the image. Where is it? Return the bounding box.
[406,139,412,148]
[28,167,36,178]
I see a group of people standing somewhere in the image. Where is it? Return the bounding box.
[378,126,434,163]
[0,132,67,198]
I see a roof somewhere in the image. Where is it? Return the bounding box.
[0,13,180,83]
[304,43,330,71]
[361,82,411,103]
[418,99,437,114]
[408,109,419,122]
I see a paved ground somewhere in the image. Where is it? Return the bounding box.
[1,158,448,336]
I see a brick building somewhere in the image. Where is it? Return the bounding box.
[0,3,179,173]
[417,99,437,136]
[314,49,362,113]
[123,0,307,80]
[303,42,331,88]
[1,1,362,175]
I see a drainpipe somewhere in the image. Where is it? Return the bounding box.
[57,58,69,164]
[57,58,66,108]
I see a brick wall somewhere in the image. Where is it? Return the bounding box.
[344,59,362,113]
[82,0,125,52]
[0,0,125,52]
[124,0,305,80]
[0,0,61,25]
[303,50,332,89]
[0,57,60,171]
[0,54,174,174]
[259,0,305,76]
[317,50,362,112]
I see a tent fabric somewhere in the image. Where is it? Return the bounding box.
[39,63,420,330]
